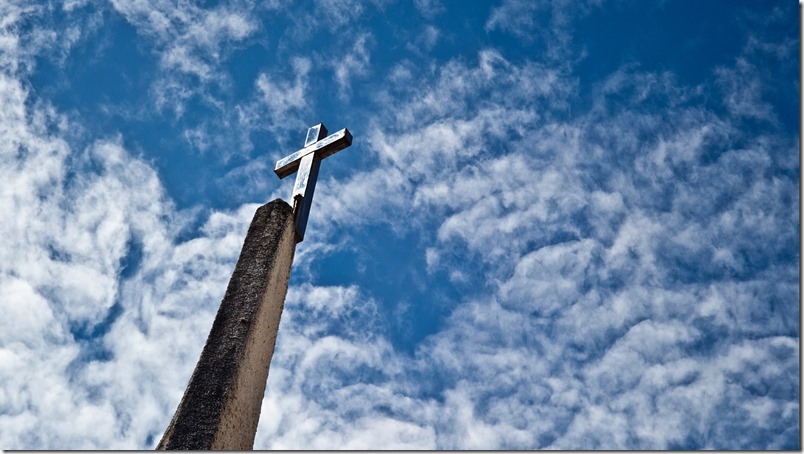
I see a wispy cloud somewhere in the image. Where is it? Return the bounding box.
[413,0,445,20]
[332,32,373,99]
[227,55,314,148]
[716,58,776,123]
[108,0,259,116]
[485,0,602,61]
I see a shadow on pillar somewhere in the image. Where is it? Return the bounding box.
[157,199,296,450]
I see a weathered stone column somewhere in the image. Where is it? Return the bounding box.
[157,199,296,450]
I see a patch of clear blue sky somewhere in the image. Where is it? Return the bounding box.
[24,0,799,359]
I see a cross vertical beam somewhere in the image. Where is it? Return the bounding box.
[274,123,352,243]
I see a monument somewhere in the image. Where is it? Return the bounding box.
[156,124,353,450]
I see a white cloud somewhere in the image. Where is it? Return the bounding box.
[109,0,259,115]
[414,0,445,19]
[332,33,372,98]
[315,0,367,30]
[716,58,776,123]
[405,24,440,55]
[485,0,602,60]
[485,0,541,37]
[251,56,311,130]
[498,239,597,316]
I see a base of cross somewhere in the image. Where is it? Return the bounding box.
[291,195,305,243]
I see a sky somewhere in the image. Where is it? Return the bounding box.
[0,0,799,450]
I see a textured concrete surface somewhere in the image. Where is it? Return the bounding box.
[157,199,295,450]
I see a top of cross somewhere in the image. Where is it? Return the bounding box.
[274,123,353,243]
[274,124,352,179]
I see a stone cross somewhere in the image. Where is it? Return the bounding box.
[274,123,353,243]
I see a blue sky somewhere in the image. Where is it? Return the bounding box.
[0,0,799,449]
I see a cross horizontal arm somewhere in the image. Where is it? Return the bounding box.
[274,128,352,179]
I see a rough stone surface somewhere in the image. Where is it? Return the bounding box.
[157,199,295,450]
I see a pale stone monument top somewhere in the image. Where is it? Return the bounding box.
[274,123,353,243]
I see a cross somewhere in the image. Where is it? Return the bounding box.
[274,123,352,243]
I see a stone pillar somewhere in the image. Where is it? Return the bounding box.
[157,199,296,450]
